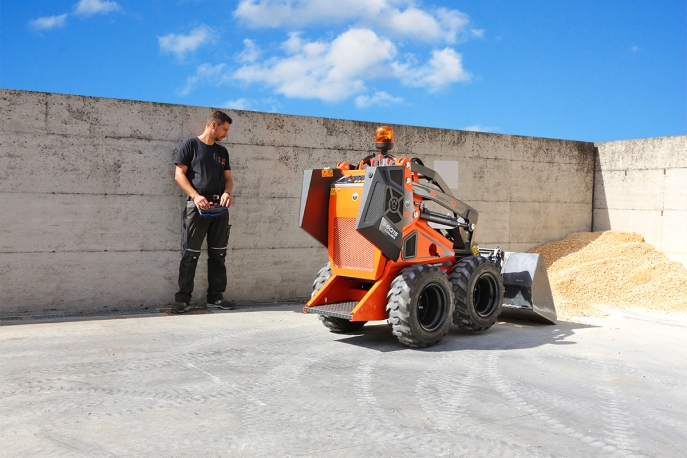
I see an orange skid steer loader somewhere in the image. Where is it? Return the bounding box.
[299,126,556,348]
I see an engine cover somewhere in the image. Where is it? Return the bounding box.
[355,166,408,261]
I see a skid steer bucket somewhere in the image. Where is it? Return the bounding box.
[499,252,557,324]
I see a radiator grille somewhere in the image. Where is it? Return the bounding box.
[333,217,375,271]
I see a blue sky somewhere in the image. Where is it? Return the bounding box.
[1,0,685,142]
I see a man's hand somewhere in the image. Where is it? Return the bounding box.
[220,192,233,208]
[193,195,210,209]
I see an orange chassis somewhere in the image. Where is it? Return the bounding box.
[304,158,458,322]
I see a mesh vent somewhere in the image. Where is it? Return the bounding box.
[333,218,375,271]
[363,181,384,224]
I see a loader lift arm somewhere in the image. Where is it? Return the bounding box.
[410,159,479,256]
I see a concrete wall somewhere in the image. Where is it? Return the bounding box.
[0,89,595,314]
[594,136,687,267]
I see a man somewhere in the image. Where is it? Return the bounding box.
[172,110,235,313]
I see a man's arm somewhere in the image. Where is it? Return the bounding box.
[175,164,210,209]
[220,170,233,207]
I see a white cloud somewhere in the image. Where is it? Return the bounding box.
[462,125,499,133]
[234,0,474,44]
[225,97,280,112]
[386,7,471,44]
[225,98,255,110]
[355,91,403,108]
[238,39,261,63]
[159,25,214,60]
[234,29,396,102]
[235,0,386,28]
[30,14,68,30]
[75,0,120,16]
[179,63,229,95]
[392,47,470,91]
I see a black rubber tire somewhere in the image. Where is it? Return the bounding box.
[311,263,367,333]
[386,265,455,348]
[311,263,332,297]
[450,256,504,332]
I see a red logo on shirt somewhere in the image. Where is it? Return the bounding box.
[218,157,226,166]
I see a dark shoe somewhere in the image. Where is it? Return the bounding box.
[171,301,192,314]
[207,299,236,310]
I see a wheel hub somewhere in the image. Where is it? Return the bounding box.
[473,273,498,317]
[417,282,449,332]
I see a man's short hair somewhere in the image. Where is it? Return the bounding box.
[207,110,233,126]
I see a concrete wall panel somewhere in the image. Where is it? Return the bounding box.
[0,194,179,253]
[0,133,178,195]
[229,196,319,250]
[0,89,597,313]
[46,93,186,141]
[594,135,687,268]
[0,90,48,134]
[0,251,177,313]
[510,160,592,204]
[594,169,666,211]
[596,136,687,170]
[666,253,687,267]
[227,247,329,300]
[464,200,511,246]
[665,168,687,211]
[662,210,687,253]
[455,158,512,202]
[593,209,665,249]
[510,202,591,244]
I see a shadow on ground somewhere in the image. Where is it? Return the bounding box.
[331,317,597,353]
[0,302,596,356]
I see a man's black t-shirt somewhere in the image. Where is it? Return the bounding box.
[175,137,231,197]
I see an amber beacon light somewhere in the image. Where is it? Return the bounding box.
[375,126,395,153]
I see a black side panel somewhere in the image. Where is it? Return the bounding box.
[299,169,341,246]
[355,166,406,261]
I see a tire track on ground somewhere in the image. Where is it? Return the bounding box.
[598,364,643,456]
[514,351,644,457]
[485,352,643,456]
[0,323,309,381]
[414,350,555,457]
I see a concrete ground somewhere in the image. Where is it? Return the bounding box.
[1,304,685,457]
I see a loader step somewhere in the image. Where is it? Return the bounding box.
[305,301,358,320]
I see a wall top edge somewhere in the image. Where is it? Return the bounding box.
[594,134,687,146]
[0,88,595,146]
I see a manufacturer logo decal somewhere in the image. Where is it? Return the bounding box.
[321,169,333,177]
[352,192,358,201]
[380,217,399,240]
[388,197,399,212]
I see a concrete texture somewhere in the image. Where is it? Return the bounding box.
[1,305,685,457]
[0,89,596,314]
[594,136,687,267]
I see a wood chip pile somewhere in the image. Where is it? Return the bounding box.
[527,231,687,318]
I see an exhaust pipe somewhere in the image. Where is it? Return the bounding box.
[499,252,557,324]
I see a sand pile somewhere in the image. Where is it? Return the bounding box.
[527,231,687,318]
